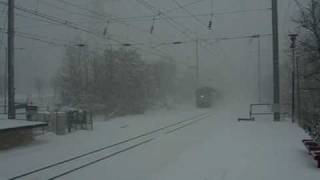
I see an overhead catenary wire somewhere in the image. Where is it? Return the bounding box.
[163,0,206,15]
[51,0,165,40]
[135,0,194,39]
[134,0,217,58]
[171,0,208,28]
[49,0,181,57]
[0,1,122,43]
[0,0,274,64]
[201,33,272,42]
[40,0,103,21]
[53,0,206,24]
[0,0,272,43]
[0,1,178,60]
[0,26,199,63]
[13,11,139,46]
[0,28,169,61]
[98,8,271,23]
[134,0,264,59]
[30,0,271,59]
[6,3,133,49]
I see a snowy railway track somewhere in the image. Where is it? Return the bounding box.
[9,112,210,180]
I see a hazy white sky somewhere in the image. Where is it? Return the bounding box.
[0,0,299,102]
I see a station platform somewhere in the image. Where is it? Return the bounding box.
[0,117,47,149]
[0,119,47,132]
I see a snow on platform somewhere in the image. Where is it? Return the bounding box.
[149,107,319,180]
[0,120,47,131]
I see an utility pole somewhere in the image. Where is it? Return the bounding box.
[7,0,15,119]
[257,35,262,103]
[272,0,280,121]
[296,55,301,124]
[195,38,199,87]
[4,47,7,114]
[289,33,298,123]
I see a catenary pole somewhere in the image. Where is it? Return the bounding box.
[196,38,199,87]
[272,0,280,121]
[289,33,298,123]
[7,0,15,119]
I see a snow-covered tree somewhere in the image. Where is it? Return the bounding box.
[55,43,176,117]
[293,0,320,142]
[55,44,90,107]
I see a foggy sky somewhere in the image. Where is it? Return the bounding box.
[0,0,298,103]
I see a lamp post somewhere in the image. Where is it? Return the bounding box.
[257,35,261,103]
[289,33,298,123]
[3,47,24,114]
[251,35,262,103]
[75,43,87,100]
[272,0,280,121]
[195,38,199,87]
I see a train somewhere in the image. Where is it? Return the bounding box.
[196,86,215,108]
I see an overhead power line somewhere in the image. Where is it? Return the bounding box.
[50,0,224,61]
[201,33,272,42]
[47,0,270,57]
[0,27,176,58]
[134,0,220,62]
[135,0,195,39]
[0,1,177,60]
[104,8,271,23]
[163,0,206,15]
[40,0,102,20]
[171,0,207,28]
[50,0,181,55]
[135,0,227,58]
[0,1,122,41]
[53,0,206,23]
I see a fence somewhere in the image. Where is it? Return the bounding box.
[35,110,93,135]
[239,103,290,121]
[1,105,94,135]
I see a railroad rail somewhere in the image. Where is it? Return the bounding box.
[9,112,210,180]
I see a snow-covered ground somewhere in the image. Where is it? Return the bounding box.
[0,102,318,180]
[151,112,319,180]
[0,105,207,179]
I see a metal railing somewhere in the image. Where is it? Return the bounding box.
[238,103,290,121]
[249,103,273,119]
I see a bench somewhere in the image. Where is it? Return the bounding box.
[302,139,320,168]
[311,151,320,168]
[303,139,320,153]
